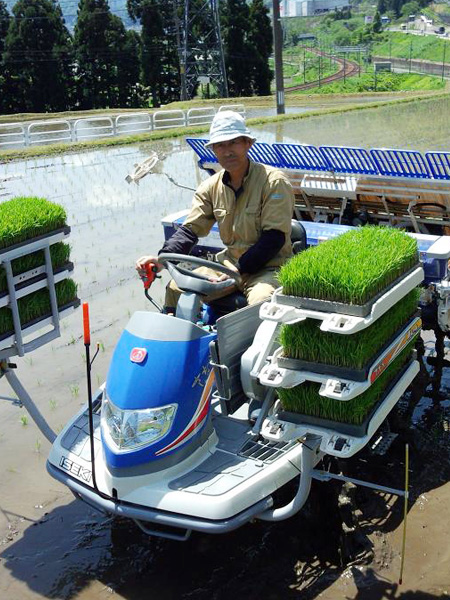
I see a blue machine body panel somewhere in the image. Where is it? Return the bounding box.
[104,321,216,468]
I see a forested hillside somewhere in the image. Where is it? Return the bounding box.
[3,0,133,29]
[0,0,273,114]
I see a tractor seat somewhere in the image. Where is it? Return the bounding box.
[207,291,248,317]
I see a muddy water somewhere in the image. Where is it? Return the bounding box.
[0,98,449,599]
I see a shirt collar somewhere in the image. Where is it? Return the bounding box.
[222,159,253,187]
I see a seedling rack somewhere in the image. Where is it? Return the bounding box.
[277,312,421,382]
[261,359,420,458]
[250,229,424,453]
[0,225,79,444]
[259,315,421,400]
[0,227,79,359]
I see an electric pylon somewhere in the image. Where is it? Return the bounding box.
[177,0,228,100]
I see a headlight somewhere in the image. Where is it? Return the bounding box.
[101,395,177,452]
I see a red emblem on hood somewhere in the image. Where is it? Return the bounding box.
[130,347,147,363]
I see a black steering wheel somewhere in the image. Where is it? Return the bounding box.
[158,253,242,297]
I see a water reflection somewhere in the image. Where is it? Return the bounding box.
[254,96,450,151]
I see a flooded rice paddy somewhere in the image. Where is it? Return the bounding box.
[0,96,449,599]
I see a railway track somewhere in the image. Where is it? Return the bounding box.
[285,49,360,92]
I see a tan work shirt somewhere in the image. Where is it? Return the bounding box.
[183,160,295,268]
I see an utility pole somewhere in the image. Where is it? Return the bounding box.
[409,37,413,73]
[272,0,285,114]
[173,1,187,100]
[442,43,447,82]
[303,45,306,84]
[318,54,321,87]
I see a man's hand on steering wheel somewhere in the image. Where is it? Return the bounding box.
[208,259,239,282]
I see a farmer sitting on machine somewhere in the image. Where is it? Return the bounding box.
[136,110,295,313]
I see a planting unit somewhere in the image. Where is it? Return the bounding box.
[249,228,423,457]
[0,197,79,359]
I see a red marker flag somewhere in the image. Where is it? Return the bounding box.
[83,302,90,346]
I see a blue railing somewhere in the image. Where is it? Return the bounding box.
[185,138,217,163]
[272,143,328,171]
[248,142,285,168]
[186,138,450,181]
[319,145,378,175]
[425,151,450,180]
[369,149,431,178]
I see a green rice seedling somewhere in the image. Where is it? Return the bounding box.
[279,289,420,369]
[277,340,416,425]
[278,227,418,305]
[0,197,67,250]
[0,279,78,337]
[0,197,76,337]
[0,242,71,294]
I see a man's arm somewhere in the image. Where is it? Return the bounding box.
[158,181,215,255]
[159,225,198,255]
[238,229,285,274]
[182,183,216,238]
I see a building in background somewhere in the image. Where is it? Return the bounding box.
[280,0,349,17]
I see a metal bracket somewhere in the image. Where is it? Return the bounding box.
[311,469,407,498]
[407,199,421,233]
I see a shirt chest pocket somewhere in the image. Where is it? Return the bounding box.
[236,204,261,244]
[213,207,233,244]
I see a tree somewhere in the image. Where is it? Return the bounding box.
[391,0,403,18]
[2,0,73,113]
[377,0,387,13]
[401,1,420,17]
[74,0,138,109]
[248,0,272,96]
[220,0,253,97]
[0,0,9,55]
[127,0,179,107]
[0,1,11,113]
[117,29,143,107]
[372,10,382,33]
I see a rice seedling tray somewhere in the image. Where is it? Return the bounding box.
[0,298,80,357]
[278,313,421,382]
[0,264,75,310]
[276,358,416,438]
[276,263,420,317]
[0,298,80,342]
[259,315,421,400]
[0,262,74,302]
[261,357,419,457]
[0,226,70,259]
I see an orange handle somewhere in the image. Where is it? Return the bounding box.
[83,302,90,345]
[142,263,157,289]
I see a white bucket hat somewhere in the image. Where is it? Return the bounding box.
[205,110,256,148]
